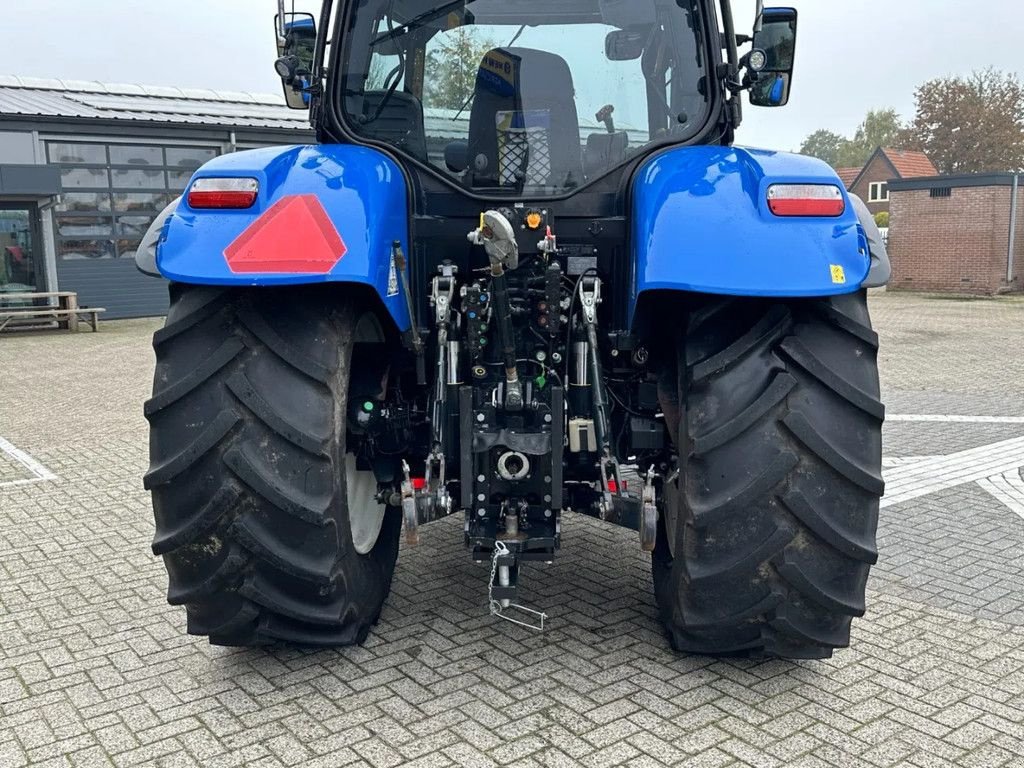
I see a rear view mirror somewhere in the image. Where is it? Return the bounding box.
[605,28,647,61]
[274,12,317,110]
[748,7,797,107]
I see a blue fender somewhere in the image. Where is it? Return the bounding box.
[157,144,411,331]
[629,145,870,322]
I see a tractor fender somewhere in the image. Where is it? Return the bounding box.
[155,144,411,332]
[850,192,892,288]
[136,195,180,277]
[629,145,872,323]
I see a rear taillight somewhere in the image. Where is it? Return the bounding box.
[767,184,845,217]
[187,177,259,209]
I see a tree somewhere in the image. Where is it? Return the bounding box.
[901,69,1024,174]
[800,129,847,166]
[424,28,497,110]
[838,109,905,167]
[799,109,906,168]
[367,57,393,91]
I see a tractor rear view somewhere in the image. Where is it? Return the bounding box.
[140,0,889,657]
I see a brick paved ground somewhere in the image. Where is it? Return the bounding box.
[2,292,1024,768]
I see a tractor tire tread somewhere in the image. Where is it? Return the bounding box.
[147,285,400,647]
[144,337,245,417]
[654,292,882,658]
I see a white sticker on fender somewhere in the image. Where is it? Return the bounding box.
[387,254,400,297]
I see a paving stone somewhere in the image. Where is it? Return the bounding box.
[3,299,1024,767]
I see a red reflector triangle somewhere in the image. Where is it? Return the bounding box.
[224,194,347,274]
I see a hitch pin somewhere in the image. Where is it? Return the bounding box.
[487,541,547,632]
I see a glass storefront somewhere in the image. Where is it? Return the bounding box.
[46,141,220,262]
[0,206,40,295]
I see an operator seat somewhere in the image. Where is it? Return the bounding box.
[467,48,584,190]
[358,91,428,162]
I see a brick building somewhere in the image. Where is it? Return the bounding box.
[843,147,938,217]
[887,174,1023,295]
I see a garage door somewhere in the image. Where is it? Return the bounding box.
[56,258,169,319]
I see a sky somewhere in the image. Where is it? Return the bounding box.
[3,0,1023,152]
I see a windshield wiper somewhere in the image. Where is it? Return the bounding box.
[371,0,469,46]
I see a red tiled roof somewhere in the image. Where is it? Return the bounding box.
[835,167,860,189]
[881,148,938,178]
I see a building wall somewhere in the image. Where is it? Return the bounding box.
[888,184,1023,294]
[41,137,227,318]
[849,153,896,217]
[1,117,311,318]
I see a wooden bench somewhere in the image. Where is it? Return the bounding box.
[0,291,106,333]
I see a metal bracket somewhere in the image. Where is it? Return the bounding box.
[640,465,658,552]
[430,263,458,327]
[579,275,601,325]
[400,460,419,546]
[428,263,458,508]
[425,448,451,517]
[577,275,621,512]
[598,455,624,519]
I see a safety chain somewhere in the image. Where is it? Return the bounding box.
[488,541,548,631]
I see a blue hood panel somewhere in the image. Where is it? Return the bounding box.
[629,145,870,320]
[157,144,410,331]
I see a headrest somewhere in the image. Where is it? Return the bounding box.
[475,47,575,100]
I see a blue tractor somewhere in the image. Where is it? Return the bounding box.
[141,0,888,657]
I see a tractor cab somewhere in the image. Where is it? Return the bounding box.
[341,0,711,197]
[277,0,798,199]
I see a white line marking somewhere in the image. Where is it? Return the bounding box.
[888,414,1024,424]
[882,456,937,468]
[881,436,1024,508]
[977,471,1024,521]
[0,436,57,489]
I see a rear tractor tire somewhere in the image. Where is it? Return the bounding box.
[144,284,401,646]
[654,291,884,659]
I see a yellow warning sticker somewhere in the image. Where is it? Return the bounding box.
[830,264,846,284]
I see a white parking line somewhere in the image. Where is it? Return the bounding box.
[881,436,1024,509]
[0,436,57,488]
[977,471,1024,521]
[888,414,1024,424]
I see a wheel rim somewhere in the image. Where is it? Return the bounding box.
[346,453,386,554]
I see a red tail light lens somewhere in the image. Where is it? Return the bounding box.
[767,184,846,217]
[187,177,259,209]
